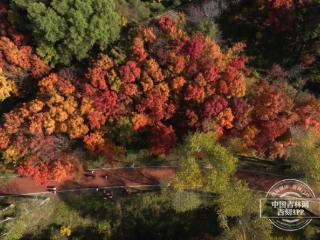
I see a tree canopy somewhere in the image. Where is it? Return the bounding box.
[286,127,320,183]
[11,0,120,66]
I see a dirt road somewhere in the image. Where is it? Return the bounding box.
[0,167,286,196]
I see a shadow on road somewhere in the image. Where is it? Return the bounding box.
[24,189,221,240]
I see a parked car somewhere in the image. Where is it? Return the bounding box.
[103,190,113,199]
[84,170,96,178]
[47,186,57,194]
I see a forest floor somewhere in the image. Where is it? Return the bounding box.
[0,167,285,196]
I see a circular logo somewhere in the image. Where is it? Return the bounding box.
[263,179,316,231]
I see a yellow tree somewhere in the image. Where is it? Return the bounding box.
[172,156,203,191]
[287,127,320,183]
[0,68,17,102]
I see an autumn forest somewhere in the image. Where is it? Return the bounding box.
[0,0,320,239]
